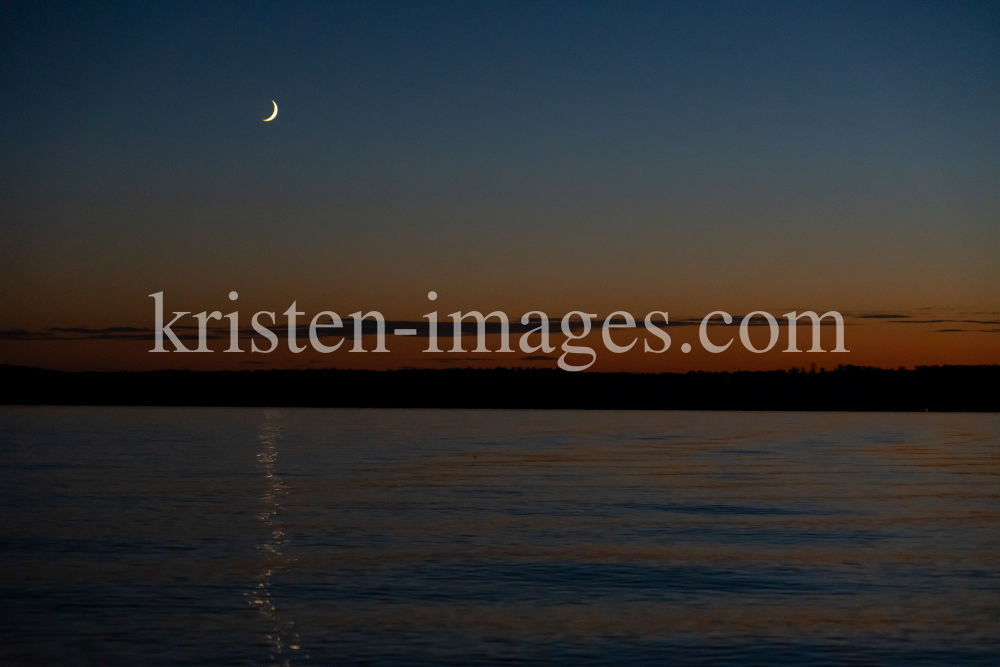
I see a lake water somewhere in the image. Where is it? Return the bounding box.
[1,407,998,665]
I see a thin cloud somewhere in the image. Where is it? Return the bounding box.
[20,311,988,345]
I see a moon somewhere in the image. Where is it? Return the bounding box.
[263,100,278,122]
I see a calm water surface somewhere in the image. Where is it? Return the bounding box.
[1,407,998,665]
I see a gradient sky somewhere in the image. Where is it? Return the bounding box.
[1,1,998,372]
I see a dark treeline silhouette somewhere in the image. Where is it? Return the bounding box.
[1,364,997,411]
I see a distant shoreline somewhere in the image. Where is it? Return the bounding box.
[1,365,997,412]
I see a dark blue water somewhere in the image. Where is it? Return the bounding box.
[1,407,997,665]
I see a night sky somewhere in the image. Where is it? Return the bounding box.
[2,1,998,372]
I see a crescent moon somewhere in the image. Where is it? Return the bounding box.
[263,100,278,122]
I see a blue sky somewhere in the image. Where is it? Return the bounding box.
[1,1,998,369]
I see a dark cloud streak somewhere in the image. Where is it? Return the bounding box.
[12,311,996,344]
